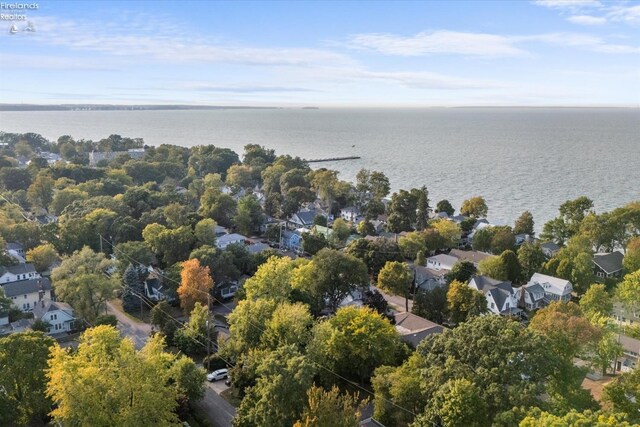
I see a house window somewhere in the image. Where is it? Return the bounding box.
[491,303,495,309]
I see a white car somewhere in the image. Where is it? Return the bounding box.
[207,369,229,382]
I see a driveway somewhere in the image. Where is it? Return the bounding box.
[106,301,152,350]
[375,287,413,313]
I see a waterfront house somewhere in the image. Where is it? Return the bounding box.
[89,148,145,166]
[469,276,518,316]
[593,251,624,280]
[394,312,444,348]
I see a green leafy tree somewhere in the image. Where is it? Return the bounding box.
[173,302,216,356]
[47,326,203,426]
[514,211,535,236]
[113,241,153,274]
[541,196,594,245]
[460,196,488,218]
[446,260,477,284]
[50,187,89,215]
[591,331,623,376]
[27,172,55,210]
[299,248,369,313]
[529,301,601,361]
[0,331,55,426]
[235,194,262,236]
[500,249,522,283]
[294,385,364,427]
[51,246,118,322]
[234,345,315,427]
[579,283,613,321]
[199,188,237,227]
[194,218,218,246]
[357,220,376,236]
[447,279,487,324]
[94,314,118,327]
[26,243,59,272]
[417,378,488,427]
[330,218,351,246]
[308,306,403,384]
[520,409,633,427]
[431,219,461,249]
[412,286,448,324]
[603,366,640,424]
[261,302,314,351]
[517,242,546,282]
[435,199,455,216]
[624,236,640,272]
[377,261,412,312]
[478,256,508,281]
[617,270,640,317]
[302,232,329,255]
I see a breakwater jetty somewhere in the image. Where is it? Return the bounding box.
[306,156,361,163]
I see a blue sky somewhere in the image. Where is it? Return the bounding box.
[1,0,638,106]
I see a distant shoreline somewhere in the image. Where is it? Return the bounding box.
[0,104,635,112]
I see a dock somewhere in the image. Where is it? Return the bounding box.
[306,156,361,163]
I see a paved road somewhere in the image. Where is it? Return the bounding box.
[106,301,152,350]
[195,385,236,427]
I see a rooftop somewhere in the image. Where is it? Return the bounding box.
[1,277,52,298]
[592,251,624,274]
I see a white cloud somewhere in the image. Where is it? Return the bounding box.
[347,30,525,57]
[567,15,607,25]
[607,5,640,24]
[25,16,354,67]
[533,0,601,9]
[518,32,640,54]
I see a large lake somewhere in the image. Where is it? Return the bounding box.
[1,108,639,230]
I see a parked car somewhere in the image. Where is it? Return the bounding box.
[207,369,229,382]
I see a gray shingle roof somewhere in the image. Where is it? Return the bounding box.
[541,242,560,251]
[592,251,624,274]
[0,263,37,277]
[471,276,514,312]
[1,277,51,298]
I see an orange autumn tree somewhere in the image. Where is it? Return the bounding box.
[178,259,214,314]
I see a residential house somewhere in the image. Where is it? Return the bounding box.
[514,283,546,310]
[393,312,444,348]
[593,251,625,280]
[281,230,303,253]
[466,220,492,244]
[288,209,318,229]
[312,225,334,239]
[89,148,145,166]
[540,242,561,258]
[413,265,447,292]
[612,301,640,326]
[468,276,518,316]
[369,219,386,234]
[246,242,270,254]
[360,418,386,427]
[216,233,248,250]
[36,151,63,165]
[616,335,639,373]
[0,263,40,284]
[6,242,25,257]
[449,249,494,266]
[426,254,458,272]
[515,234,534,246]
[144,277,165,302]
[32,300,75,334]
[1,277,53,312]
[259,215,281,234]
[340,206,362,223]
[526,272,572,303]
[214,225,228,236]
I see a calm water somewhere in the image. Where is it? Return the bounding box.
[1,108,639,230]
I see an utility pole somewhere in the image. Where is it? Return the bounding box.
[206,293,211,372]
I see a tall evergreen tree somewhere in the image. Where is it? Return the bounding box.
[122,263,144,313]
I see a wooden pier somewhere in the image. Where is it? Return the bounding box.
[306,156,361,163]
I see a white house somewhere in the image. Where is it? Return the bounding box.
[0,263,40,284]
[216,233,247,250]
[469,276,518,316]
[1,277,53,312]
[527,272,572,303]
[340,206,362,223]
[426,254,458,271]
[33,300,75,334]
[514,283,546,310]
